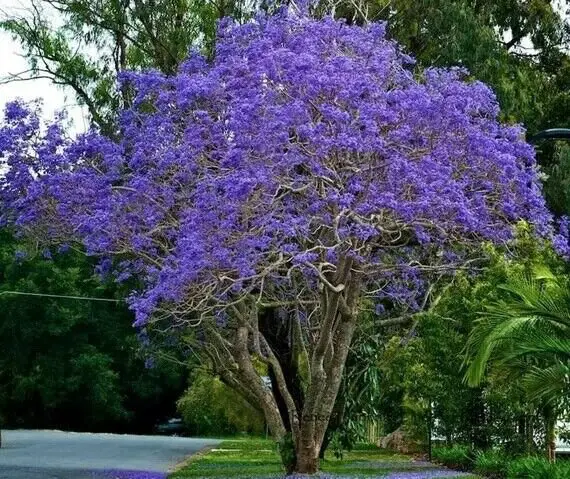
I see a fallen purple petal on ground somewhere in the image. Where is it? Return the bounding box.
[346,460,437,469]
[91,470,167,479]
[278,471,472,479]
[384,471,472,478]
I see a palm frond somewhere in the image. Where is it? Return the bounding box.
[521,362,570,405]
[499,333,570,362]
[464,272,570,390]
[465,315,537,386]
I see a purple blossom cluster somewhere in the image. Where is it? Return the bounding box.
[0,11,555,327]
[553,216,570,258]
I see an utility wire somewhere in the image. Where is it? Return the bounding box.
[0,291,122,303]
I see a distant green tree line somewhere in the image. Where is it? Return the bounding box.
[0,230,186,433]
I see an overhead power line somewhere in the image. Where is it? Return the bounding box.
[0,291,122,302]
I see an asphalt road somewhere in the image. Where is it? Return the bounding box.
[0,430,220,479]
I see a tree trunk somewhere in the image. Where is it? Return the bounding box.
[547,433,556,462]
[295,432,320,473]
[292,317,357,471]
[211,258,361,474]
[545,409,556,462]
[469,388,488,450]
[296,450,319,473]
[526,413,534,454]
[319,383,346,459]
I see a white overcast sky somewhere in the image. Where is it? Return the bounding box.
[0,0,88,131]
[0,0,568,133]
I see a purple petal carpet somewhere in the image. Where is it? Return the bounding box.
[91,471,167,479]
[89,469,472,479]
[90,461,472,479]
[283,473,471,479]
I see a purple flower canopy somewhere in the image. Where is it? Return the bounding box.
[0,12,552,326]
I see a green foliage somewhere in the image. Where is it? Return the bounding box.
[542,143,570,217]
[176,371,265,436]
[399,301,530,450]
[370,227,563,454]
[506,456,570,479]
[474,450,509,479]
[277,433,296,473]
[465,261,570,411]
[432,445,475,471]
[470,451,570,479]
[401,313,483,445]
[328,431,349,460]
[507,457,551,479]
[1,0,257,132]
[0,230,186,432]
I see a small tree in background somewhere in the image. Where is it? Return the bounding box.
[465,270,570,461]
[0,11,554,472]
[177,370,265,436]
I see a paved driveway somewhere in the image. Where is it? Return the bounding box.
[0,430,219,479]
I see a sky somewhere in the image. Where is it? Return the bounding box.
[0,0,88,131]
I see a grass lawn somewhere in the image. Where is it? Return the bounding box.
[170,438,478,479]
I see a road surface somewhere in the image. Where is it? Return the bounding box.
[0,430,219,479]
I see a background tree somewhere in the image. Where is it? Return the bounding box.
[362,227,566,456]
[0,229,187,433]
[465,269,570,460]
[177,369,265,436]
[326,0,570,133]
[1,0,258,133]
[0,0,211,432]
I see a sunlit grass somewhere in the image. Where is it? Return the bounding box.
[170,439,474,478]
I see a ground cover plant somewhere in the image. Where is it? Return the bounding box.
[472,450,508,479]
[506,456,570,479]
[432,446,475,472]
[431,445,570,479]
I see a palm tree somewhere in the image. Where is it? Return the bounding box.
[464,269,570,460]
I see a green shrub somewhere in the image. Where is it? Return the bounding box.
[506,456,570,479]
[277,433,296,474]
[432,445,475,471]
[177,371,265,436]
[474,450,508,478]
